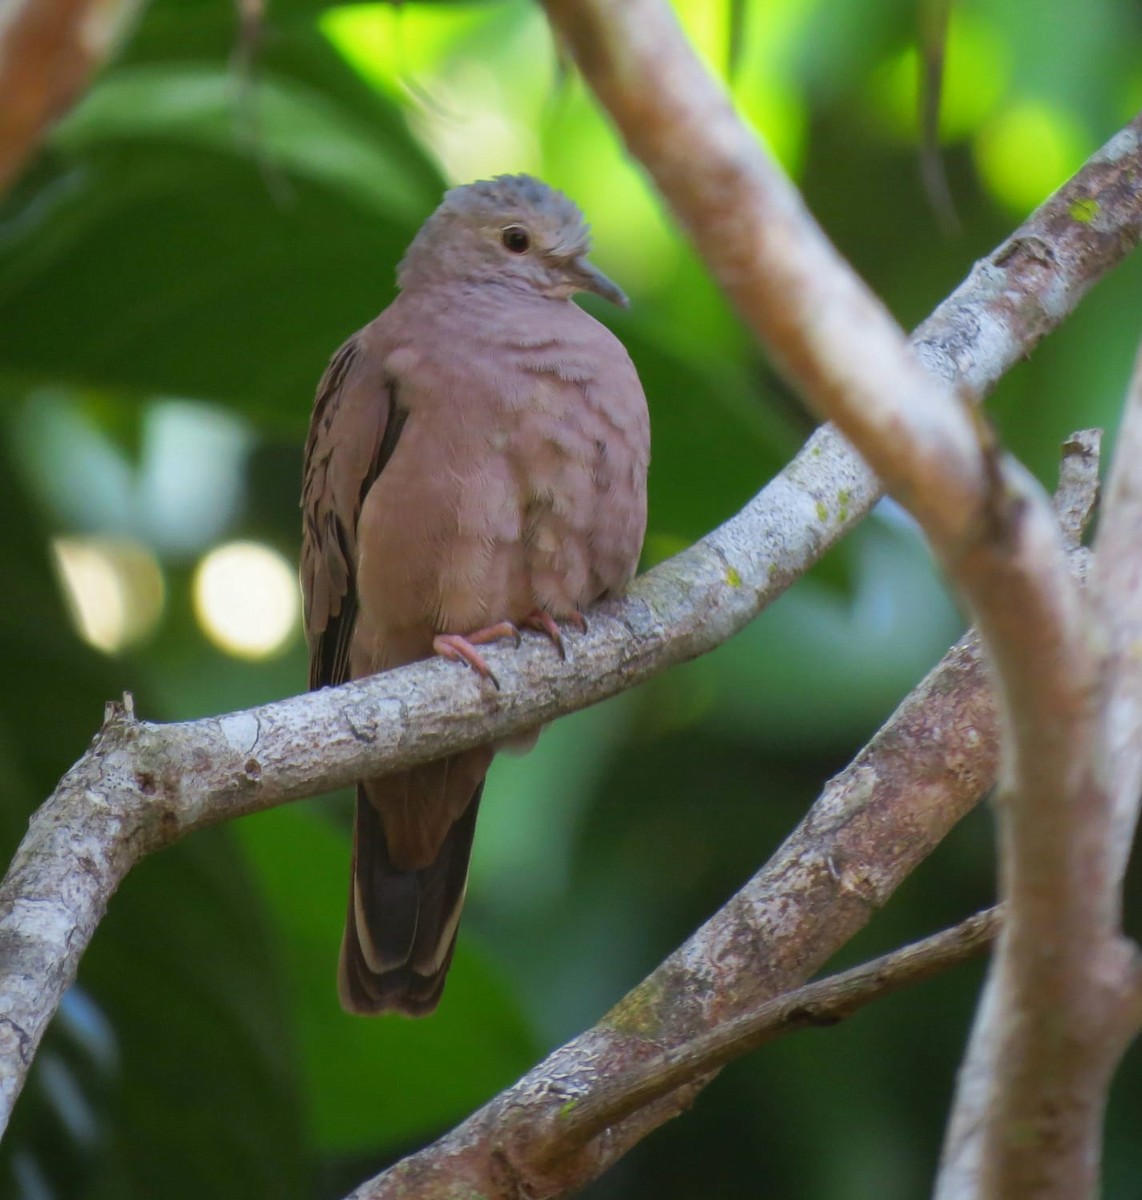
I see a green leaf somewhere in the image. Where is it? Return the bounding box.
[0,25,442,427]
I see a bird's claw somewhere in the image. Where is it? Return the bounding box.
[522,609,587,660]
[432,621,521,690]
[434,612,584,683]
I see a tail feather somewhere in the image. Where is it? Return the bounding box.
[338,778,483,1016]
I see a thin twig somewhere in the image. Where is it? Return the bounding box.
[542,907,1001,1166]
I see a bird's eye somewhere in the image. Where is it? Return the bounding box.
[501,225,531,254]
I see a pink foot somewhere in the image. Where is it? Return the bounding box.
[432,621,521,690]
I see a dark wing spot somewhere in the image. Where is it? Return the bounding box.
[305,360,409,692]
[372,382,409,495]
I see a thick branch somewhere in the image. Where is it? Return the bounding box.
[935,345,1142,1196]
[942,463,1115,1200]
[545,1,1142,539]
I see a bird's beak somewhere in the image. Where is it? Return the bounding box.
[566,256,629,308]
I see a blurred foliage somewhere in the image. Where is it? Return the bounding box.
[1,0,1141,1197]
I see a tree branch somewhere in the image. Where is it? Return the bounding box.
[937,464,1110,1200]
[568,5,989,545]
[0,234,1118,1144]
[938,348,1142,1199]
[544,906,1002,1166]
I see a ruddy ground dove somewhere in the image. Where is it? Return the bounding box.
[301,174,650,1015]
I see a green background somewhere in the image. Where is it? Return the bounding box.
[2,1,1142,1196]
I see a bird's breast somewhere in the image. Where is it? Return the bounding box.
[353,344,645,669]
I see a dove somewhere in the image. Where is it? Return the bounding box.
[301,174,650,1015]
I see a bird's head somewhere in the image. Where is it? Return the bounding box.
[397,174,628,308]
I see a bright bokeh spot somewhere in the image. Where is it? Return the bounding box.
[193,541,299,660]
[320,3,489,96]
[974,100,1088,215]
[408,60,543,185]
[52,536,165,654]
[320,4,400,91]
[323,3,553,186]
[869,12,1011,142]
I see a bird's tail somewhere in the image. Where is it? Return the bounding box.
[338,774,483,1016]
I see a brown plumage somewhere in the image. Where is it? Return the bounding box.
[300,175,650,1015]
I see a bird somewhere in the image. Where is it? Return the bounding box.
[300,174,650,1016]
